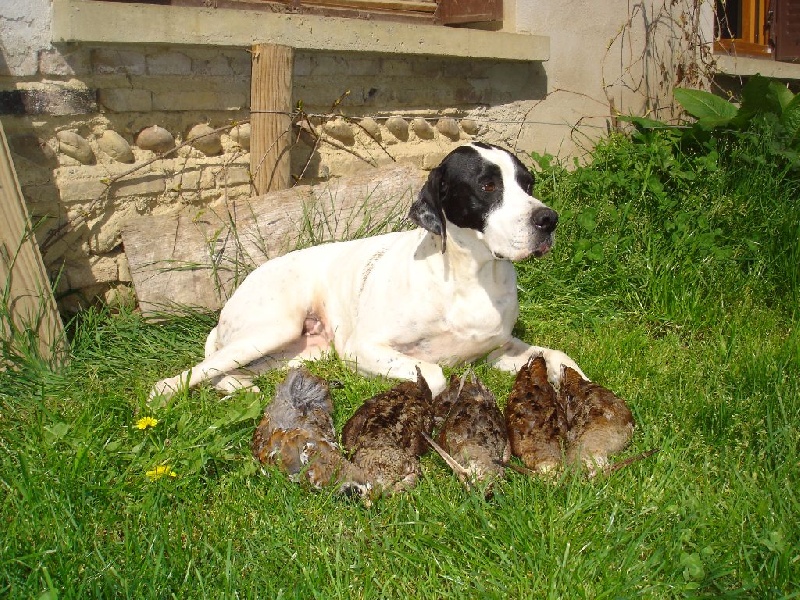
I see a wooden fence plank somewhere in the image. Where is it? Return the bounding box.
[250,43,294,195]
[0,120,65,364]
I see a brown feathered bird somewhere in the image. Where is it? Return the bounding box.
[432,373,463,430]
[425,372,509,494]
[341,367,434,496]
[251,368,371,500]
[504,355,568,474]
[559,365,635,477]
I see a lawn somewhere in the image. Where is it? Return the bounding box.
[1,118,798,598]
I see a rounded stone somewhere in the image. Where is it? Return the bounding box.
[436,118,461,140]
[229,122,251,151]
[136,125,175,154]
[97,130,135,163]
[187,123,222,156]
[385,116,409,141]
[323,117,355,145]
[460,118,480,135]
[359,117,381,142]
[411,117,435,140]
[56,130,94,165]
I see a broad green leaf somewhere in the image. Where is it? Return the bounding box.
[768,80,794,111]
[733,74,786,127]
[674,88,737,122]
[44,421,71,445]
[781,93,800,142]
[696,116,738,130]
[617,114,670,129]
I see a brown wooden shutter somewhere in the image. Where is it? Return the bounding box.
[773,0,800,61]
[435,0,503,25]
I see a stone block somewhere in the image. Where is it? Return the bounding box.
[380,57,414,77]
[170,169,202,191]
[111,174,166,197]
[22,183,60,205]
[313,54,380,77]
[152,90,236,111]
[38,48,92,77]
[66,256,119,289]
[97,88,153,112]
[226,51,252,77]
[7,133,58,168]
[0,87,97,116]
[91,48,147,75]
[220,166,251,187]
[294,54,312,77]
[58,178,109,204]
[192,53,235,77]
[146,50,192,76]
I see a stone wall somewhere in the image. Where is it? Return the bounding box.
[2,42,542,313]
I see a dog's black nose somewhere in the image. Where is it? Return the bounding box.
[532,207,559,233]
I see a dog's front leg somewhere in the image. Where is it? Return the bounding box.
[487,337,587,388]
[347,344,447,396]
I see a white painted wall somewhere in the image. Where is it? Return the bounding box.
[0,0,52,76]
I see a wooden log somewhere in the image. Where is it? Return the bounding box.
[0,120,65,364]
[122,163,427,317]
[250,43,294,195]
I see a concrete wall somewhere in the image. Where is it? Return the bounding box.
[0,0,713,313]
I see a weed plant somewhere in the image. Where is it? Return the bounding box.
[1,115,798,598]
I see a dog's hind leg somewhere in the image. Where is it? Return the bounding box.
[150,338,290,399]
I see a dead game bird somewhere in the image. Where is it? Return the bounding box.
[425,372,509,494]
[251,368,371,499]
[504,355,568,474]
[559,365,635,477]
[432,373,464,430]
[341,367,434,496]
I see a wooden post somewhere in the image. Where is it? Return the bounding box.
[0,120,65,364]
[250,43,294,196]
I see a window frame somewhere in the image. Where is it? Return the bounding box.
[715,0,773,58]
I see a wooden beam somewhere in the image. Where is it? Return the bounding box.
[250,43,294,196]
[0,120,65,365]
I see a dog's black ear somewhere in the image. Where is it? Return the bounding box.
[408,166,447,252]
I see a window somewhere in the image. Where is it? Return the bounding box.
[716,0,800,61]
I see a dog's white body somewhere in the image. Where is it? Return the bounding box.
[152,143,584,398]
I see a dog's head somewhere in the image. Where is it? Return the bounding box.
[408,142,558,261]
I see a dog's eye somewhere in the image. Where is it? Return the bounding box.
[481,182,497,193]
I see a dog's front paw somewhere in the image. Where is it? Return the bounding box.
[416,363,447,397]
[540,349,588,388]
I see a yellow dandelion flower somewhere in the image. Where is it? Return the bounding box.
[136,416,158,430]
[146,465,177,480]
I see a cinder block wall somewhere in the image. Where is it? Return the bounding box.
[2,43,541,312]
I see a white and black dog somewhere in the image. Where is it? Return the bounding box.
[151,142,585,399]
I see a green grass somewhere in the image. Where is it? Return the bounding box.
[2,126,799,598]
